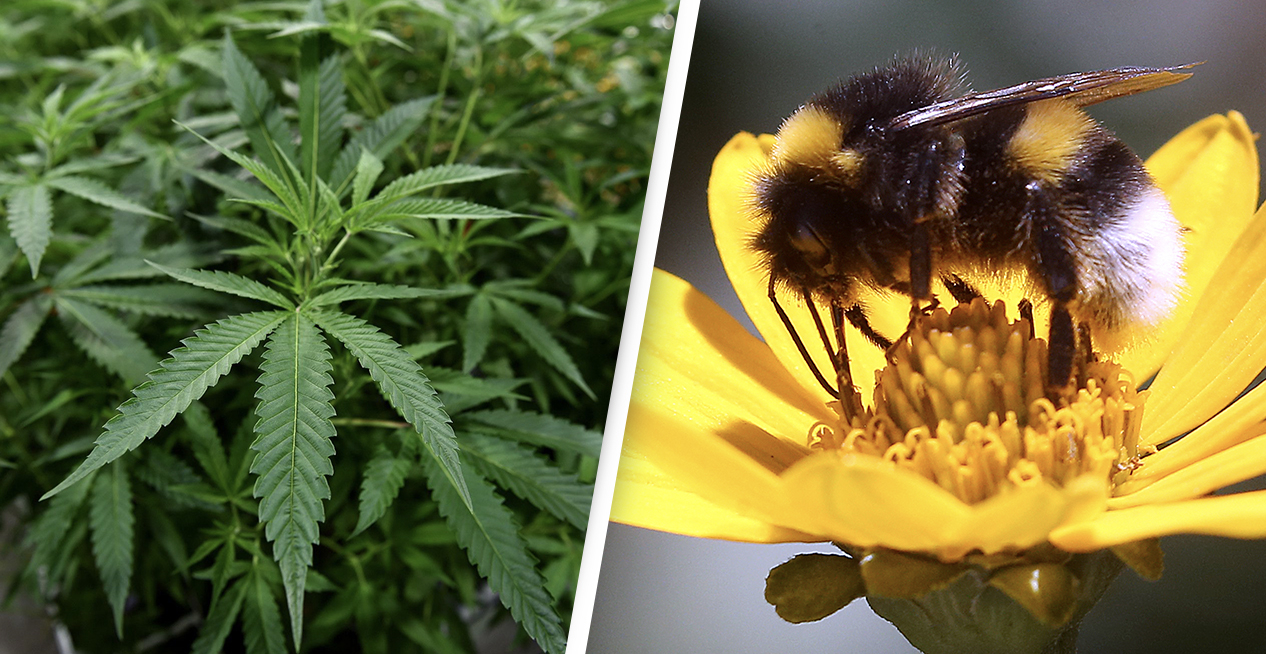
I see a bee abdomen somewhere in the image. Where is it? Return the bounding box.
[995,101,1184,337]
[1072,179,1183,335]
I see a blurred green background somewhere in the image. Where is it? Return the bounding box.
[590,0,1266,652]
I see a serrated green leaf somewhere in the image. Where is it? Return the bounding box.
[148,262,293,308]
[351,445,411,537]
[46,153,139,177]
[89,462,134,637]
[465,409,601,458]
[375,164,516,202]
[463,432,590,530]
[50,239,115,286]
[42,310,286,500]
[462,293,492,373]
[398,618,469,654]
[187,168,277,203]
[404,340,454,360]
[0,231,18,276]
[243,567,288,654]
[233,197,299,223]
[308,283,464,307]
[45,175,167,219]
[328,97,435,196]
[422,456,566,654]
[485,284,566,311]
[250,313,336,647]
[143,503,190,574]
[26,468,95,573]
[178,122,304,227]
[364,224,412,237]
[134,447,218,510]
[208,537,239,602]
[570,222,599,265]
[489,297,592,398]
[366,28,410,49]
[428,369,527,414]
[366,197,521,223]
[75,243,212,285]
[7,183,52,276]
[60,283,218,319]
[192,577,247,654]
[0,295,51,378]
[190,213,280,247]
[56,296,159,384]
[313,172,344,231]
[222,33,299,188]
[351,149,383,206]
[299,48,346,185]
[268,20,326,40]
[311,309,469,508]
[183,401,232,492]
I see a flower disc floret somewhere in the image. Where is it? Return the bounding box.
[813,299,1150,506]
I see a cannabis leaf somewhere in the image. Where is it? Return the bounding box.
[424,456,567,654]
[43,311,287,499]
[89,462,134,636]
[313,309,469,508]
[250,313,335,645]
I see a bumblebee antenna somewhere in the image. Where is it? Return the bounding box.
[768,278,838,399]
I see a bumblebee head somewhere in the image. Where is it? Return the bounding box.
[749,56,968,297]
[750,120,870,298]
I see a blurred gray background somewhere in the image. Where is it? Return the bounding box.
[589,0,1266,652]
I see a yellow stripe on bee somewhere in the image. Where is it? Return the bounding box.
[1007,99,1096,182]
[773,105,845,168]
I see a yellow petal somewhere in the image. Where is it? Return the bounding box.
[777,452,968,553]
[1120,112,1260,376]
[631,270,830,454]
[937,475,1108,560]
[775,453,1104,559]
[1110,428,1266,507]
[708,133,889,400]
[1050,490,1266,551]
[1140,203,1266,442]
[618,402,801,539]
[1119,380,1266,489]
[611,450,816,542]
[612,270,830,540]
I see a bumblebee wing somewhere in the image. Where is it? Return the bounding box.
[889,63,1199,130]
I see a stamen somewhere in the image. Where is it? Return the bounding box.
[814,299,1147,505]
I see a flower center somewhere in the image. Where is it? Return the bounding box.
[810,299,1152,504]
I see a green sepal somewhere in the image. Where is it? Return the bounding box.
[765,553,865,624]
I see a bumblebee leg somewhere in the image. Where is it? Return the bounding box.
[941,274,983,304]
[909,222,933,303]
[907,220,938,318]
[1018,299,1035,339]
[844,305,893,350]
[1048,303,1076,394]
[830,300,865,422]
[884,297,942,363]
[1075,320,1096,386]
[1031,202,1081,392]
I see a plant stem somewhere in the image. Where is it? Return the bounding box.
[322,229,354,274]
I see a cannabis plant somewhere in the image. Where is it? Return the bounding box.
[1,0,671,651]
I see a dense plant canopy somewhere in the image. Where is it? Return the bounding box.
[0,1,674,652]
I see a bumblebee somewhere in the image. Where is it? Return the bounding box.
[750,56,1192,417]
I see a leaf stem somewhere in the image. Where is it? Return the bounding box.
[321,228,354,275]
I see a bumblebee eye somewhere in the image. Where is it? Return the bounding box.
[789,223,831,269]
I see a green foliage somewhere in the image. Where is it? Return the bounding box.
[0,0,672,651]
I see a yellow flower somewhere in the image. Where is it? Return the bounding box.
[611,113,1266,562]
